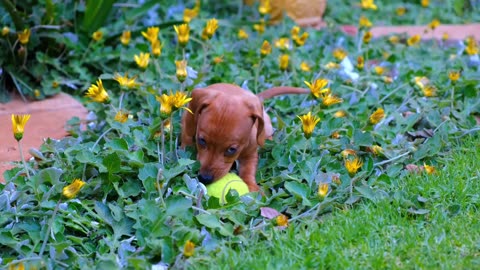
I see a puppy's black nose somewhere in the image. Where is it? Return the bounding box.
[198,173,214,185]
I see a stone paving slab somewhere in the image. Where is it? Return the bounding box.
[0,93,88,183]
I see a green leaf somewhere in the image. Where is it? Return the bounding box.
[106,138,129,151]
[196,214,222,229]
[165,196,192,220]
[102,153,122,174]
[353,129,373,146]
[355,185,377,202]
[284,181,312,206]
[82,0,115,33]
[33,167,63,186]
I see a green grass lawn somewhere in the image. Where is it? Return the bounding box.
[193,135,480,269]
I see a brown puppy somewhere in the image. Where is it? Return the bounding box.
[181,83,308,191]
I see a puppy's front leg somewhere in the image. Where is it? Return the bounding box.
[238,152,260,192]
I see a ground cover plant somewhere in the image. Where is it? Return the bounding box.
[1,0,479,269]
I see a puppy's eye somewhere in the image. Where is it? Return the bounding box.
[225,147,237,156]
[198,137,207,148]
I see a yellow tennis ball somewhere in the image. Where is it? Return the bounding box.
[206,173,249,203]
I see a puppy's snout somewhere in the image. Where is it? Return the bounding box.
[198,173,214,185]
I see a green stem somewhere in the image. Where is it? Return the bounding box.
[254,58,263,93]
[18,140,30,180]
[160,121,165,166]
[39,198,62,257]
[169,115,174,161]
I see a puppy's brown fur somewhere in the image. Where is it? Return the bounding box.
[181,83,308,191]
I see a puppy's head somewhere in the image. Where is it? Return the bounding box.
[181,87,265,184]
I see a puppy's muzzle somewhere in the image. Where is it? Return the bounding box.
[198,173,214,185]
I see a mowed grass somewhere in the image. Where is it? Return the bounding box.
[196,135,480,269]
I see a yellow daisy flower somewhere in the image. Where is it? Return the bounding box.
[63,179,86,199]
[345,156,363,176]
[151,39,163,57]
[360,0,377,10]
[175,60,188,82]
[238,29,249,39]
[304,78,329,99]
[114,110,129,123]
[448,71,460,82]
[258,0,271,15]
[134,52,150,69]
[120,30,131,45]
[260,40,272,56]
[183,240,195,257]
[297,112,320,139]
[114,73,140,89]
[407,34,421,46]
[85,79,109,103]
[201,18,219,40]
[18,28,31,44]
[11,114,31,141]
[369,108,385,124]
[279,54,289,71]
[318,183,329,197]
[141,26,159,44]
[333,48,347,61]
[300,61,311,72]
[275,214,289,227]
[174,24,190,46]
[92,30,103,41]
[359,16,372,28]
[2,26,10,36]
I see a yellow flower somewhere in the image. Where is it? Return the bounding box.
[325,62,339,69]
[174,24,190,46]
[183,240,195,257]
[172,91,193,112]
[360,0,377,10]
[414,76,429,89]
[291,26,301,38]
[383,76,393,84]
[11,114,31,141]
[279,54,289,71]
[318,183,329,197]
[297,112,320,139]
[238,29,249,39]
[120,30,131,45]
[421,0,429,8]
[407,34,421,46]
[34,89,41,98]
[357,56,364,70]
[359,16,372,28]
[374,66,384,75]
[294,32,309,47]
[92,30,103,41]
[115,110,129,123]
[114,72,140,89]
[300,61,311,72]
[448,71,460,82]
[253,19,266,34]
[63,179,86,199]
[183,0,200,22]
[258,0,271,15]
[333,48,347,61]
[85,79,109,103]
[429,19,440,30]
[260,40,271,56]
[363,31,372,44]
[341,149,357,158]
[183,8,199,23]
[157,93,174,117]
[275,214,289,227]
[304,78,329,99]
[396,7,406,16]
[213,56,223,64]
[369,108,385,124]
[465,36,478,55]
[18,28,31,44]
[52,81,59,88]
[423,163,435,174]
[275,38,291,51]
[331,131,340,139]
[345,156,363,176]
[322,93,343,106]
[422,85,436,97]
[442,32,449,41]
[334,110,347,118]
[202,18,219,40]
[142,26,159,44]
[151,39,163,57]
[2,26,9,36]
[134,52,150,69]
[175,60,188,82]
[389,35,400,44]
[372,145,383,155]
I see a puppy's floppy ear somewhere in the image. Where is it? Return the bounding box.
[180,88,216,147]
[246,97,266,147]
